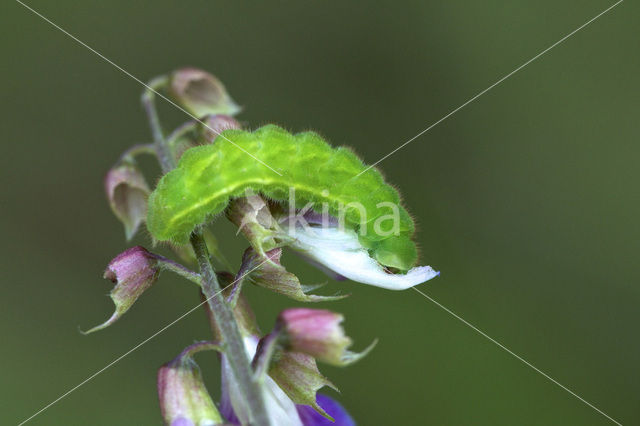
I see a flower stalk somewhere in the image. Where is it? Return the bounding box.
[117,143,157,165]
[153,254,202,286]
[141,75,173,172]
[142,81,271,426]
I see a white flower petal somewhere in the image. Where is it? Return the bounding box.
[221,336,303,426]
[285,224,439,290]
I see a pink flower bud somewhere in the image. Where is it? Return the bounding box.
[169,68,240,118]
[104,164,150,240]
[277,308,375,366]
[84,246,160,333]
[158,342,224,426]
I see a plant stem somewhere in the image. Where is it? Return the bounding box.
[192,232,271,426]
[167,120,197,146]
[141,75,173,172]
[118,143,157,164]
[143,82,271,426]
[154,255,202,286]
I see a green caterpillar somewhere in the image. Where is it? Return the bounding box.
[147,125,418,271]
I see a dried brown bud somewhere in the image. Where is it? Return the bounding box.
[169,68,240,118]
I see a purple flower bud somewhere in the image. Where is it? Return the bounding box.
[84,246,160,333]
[169,68,241,118]
[158,341,224,426]
[199,114,241,143]
[277,308,375,366]
[104,164,150,240]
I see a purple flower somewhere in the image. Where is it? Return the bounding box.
[220,336,357,426]
[297,394,355,426]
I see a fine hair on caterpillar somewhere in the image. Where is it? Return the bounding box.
[148,125,420,271]
[282,186,402,238]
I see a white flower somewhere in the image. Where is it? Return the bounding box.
[221,336,303,426]
[285,223,439,290]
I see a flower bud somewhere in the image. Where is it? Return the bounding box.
[169,68,240,118]
[277,308,375,366]
[198,114,241,143]
[104,163,150,240]
[84,246,160,333]
[226,194,281,255]
[158,341,224,426]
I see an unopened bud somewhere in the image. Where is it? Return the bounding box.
[104,164,150,240]
[198,114,241,143]
[169,68,240,118]
[158,341,224,426]
[84,246,160,333]
[277,308,376,366]
[226,194,280,255]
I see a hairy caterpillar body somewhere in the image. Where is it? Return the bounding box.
[147,125,418,271]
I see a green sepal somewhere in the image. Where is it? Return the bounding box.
[269,351,338,420]
[238,247,347,303]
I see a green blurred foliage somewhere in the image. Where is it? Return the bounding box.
[1,0,638,425]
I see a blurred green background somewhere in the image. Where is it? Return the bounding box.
[1,0,638,424]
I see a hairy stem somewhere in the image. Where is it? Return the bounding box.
[154,255,202,286]
[192,232,271,425]
[141,75,173,172]
[143,82,271,425]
